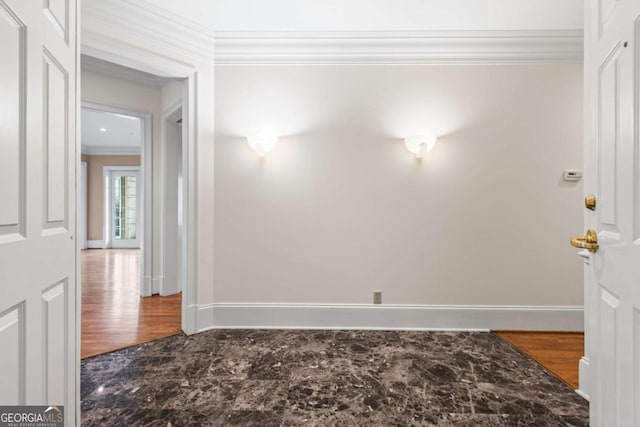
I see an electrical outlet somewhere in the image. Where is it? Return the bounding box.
[373,291,382,304]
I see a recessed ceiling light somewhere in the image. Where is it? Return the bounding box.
[100,128,107,132]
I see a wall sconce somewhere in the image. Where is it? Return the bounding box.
[404,134,437,158]
[247,134,278,157]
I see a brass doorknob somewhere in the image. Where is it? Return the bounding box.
[585,195,596,211]
[570,229,599,253]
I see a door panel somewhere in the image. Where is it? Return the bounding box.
[0,2,25,240]
[0,0,77,423]
[43,50,69,232]
[0,304,25,404]
[596,286,619,426]
[597,43,622,238]
[43,0,68,42]
[42,280,67,405]
[587,0,640,424]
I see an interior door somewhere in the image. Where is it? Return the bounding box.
[0,0,78,423]
[584,0,640,424]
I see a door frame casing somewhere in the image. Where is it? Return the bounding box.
[81,101,152,296]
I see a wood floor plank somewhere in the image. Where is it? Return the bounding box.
[81,249,182,359]
[495,331,584,389]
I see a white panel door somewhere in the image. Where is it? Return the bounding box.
[0,0,77,423]
[585,0,640,424]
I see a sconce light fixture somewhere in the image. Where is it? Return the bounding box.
[404,134,437,158]
[247,134,278,157]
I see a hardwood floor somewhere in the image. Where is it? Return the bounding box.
[81,249,182,359]
[496,331,584,389]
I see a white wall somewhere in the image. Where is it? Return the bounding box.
[162,113,182,295]
[161,79,184,111]
[214,63,584,306]
[145,0,583,32]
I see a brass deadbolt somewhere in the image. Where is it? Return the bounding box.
[585,195,596,211]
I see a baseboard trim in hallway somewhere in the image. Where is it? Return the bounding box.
[197,303,584,333]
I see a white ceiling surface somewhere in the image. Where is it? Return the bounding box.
[142,0,584,32]
[81,108,142,153]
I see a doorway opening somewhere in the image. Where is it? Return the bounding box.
[80,56,186,358]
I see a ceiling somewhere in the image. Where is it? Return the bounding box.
[142,0,583,32]
[81,108,142,155]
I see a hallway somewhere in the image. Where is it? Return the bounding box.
[81,249,182,359]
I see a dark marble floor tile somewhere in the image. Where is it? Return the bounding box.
[246,350,294,380]
[500,413,589,427]
[207,356,252,379]
[233,380,288,412]
[213,409,283,426]
[135,378,241,414]
[81,376,144,411]
[123,356,178,380]
[118,333,189,358]
[288,352,356,381]
[81,330,589,425]
[82,407,213,427]
[281,408,405,427]
[435,413,511,426]
[81,352,135,382]
[287,376,388,415]
[475,382,588,417]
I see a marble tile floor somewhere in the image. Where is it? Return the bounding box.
[81,330,589,426]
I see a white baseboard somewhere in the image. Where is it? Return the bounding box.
[152,277,163,295]
[185,304,199,335]
[577,356,590,401]
[142,276,153,297]
[87,240,105,249]
[194,303,584,333]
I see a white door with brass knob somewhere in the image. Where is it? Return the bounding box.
[581,0,640,424]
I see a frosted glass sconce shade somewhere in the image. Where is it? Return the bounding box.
[247,134,278,157]
[404,134,437,158]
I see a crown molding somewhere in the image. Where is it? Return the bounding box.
[214,30,583,65]
[81,1,582,65]
[82,0,215,64]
